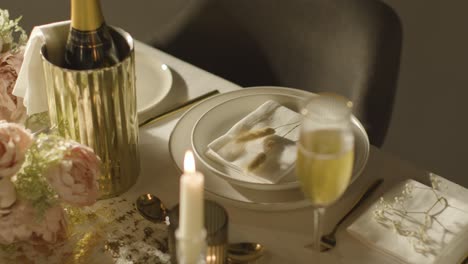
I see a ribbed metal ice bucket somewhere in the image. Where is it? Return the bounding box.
[41,27,139,198]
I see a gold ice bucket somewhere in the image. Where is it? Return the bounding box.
[40,27,139,198]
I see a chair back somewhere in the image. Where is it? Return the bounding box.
[157,0,403,147]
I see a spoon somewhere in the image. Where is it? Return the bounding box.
[135,193,168,223]
[136,194,266,263]
[227,242,265,263]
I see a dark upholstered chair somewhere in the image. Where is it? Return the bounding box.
[153,0,402,147]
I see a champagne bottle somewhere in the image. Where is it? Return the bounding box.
[64,0,120,70]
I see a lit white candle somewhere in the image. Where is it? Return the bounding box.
[179,150,204,237]
[177,150,205,263]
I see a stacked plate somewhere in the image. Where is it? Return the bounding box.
[135,41,173,123]
[169,87,370,211]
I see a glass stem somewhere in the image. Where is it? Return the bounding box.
[313,207,325,252]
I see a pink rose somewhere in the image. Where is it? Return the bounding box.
[0,199,67,245]
[31,204,67,244]
[0,121,33,178]
[46,142,101,206]
[0,49,26,123]
[0,177,16,216]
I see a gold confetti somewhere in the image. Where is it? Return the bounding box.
[69,232,103,264]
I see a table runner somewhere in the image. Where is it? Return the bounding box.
[0,196,170,263]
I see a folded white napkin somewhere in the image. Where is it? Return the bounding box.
[347,179,468,264]
[13,21,70,115]
[206,100,301,184]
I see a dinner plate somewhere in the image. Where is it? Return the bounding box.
[135,43,172,119]
[191,93,370,191]
[169,86,369,211]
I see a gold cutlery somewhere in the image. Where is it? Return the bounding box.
[305,178,384,252]
[139,90,220,127]
[227,242,265,264]
[136,194,266,263]
[135,193,168,223]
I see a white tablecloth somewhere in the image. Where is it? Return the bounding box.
[127,42,467,264]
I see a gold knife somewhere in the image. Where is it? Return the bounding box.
[139,90,220,127]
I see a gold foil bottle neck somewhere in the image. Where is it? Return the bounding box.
[70,0,105,31]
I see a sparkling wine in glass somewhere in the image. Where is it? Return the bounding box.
[296,94,355,252]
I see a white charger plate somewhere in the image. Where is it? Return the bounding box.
[135,43,172,119]
[169,86,369,211]
[191,93,370,191]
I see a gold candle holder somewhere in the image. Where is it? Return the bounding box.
[40,27,139,198]
[169,200,229,264]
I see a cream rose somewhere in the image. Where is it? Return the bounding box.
[0,199,67,245]
[0,49,26,123]
[0,121,33,178]
[45,142,101,207]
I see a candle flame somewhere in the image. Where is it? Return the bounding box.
[184,150,196,173]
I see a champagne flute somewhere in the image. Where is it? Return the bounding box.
[296,93,355,253]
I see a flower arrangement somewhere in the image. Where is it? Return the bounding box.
[0,9,27,53]
[0,8,27,123]
[0,8,101,249]
[0,121,101,246]
[0,8,172,263]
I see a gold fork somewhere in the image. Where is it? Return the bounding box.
[305,178,384,252]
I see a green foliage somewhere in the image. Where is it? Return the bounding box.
[14,134,71,217]
[0,8,27,52]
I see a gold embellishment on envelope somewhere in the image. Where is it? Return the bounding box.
[373,176,468,257]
